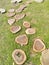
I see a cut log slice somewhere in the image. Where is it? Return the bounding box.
[16,4,27,13]
[33,39,45,52]
[10,25,21,33]
[15,34,28,46]
[7,12,15,17]
[25,28,36,34]
[8,9,15,13]
[8,18,15,25]
[0,8,6,14]
[40,49,49,65]
[12,49,26,65]
[23,21,30,28]
[14,13,26,22]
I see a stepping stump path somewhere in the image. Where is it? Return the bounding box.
[8,18,15,25]
[15,34,28,46]
[40,49,49,65]
[3,1,46,65]
[23,21,30,28]
[33,39,45,52]
[10,25,21,33]
[12,49,26,65]
[14,13,26,22]
[25,28,36,34]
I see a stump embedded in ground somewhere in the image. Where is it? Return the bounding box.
[40,49,49,65]
[8,18,15,25]
[15,34,28,46]
[14,13,26,22]
[10,25,21,33]
[33,39,45,52]
[7,12,15,17]
[25,28,36,34]
[23,21,30,28]
[12,49,26,65]
[8,9,15,13]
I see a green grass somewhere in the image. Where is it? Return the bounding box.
[0,0,49,65]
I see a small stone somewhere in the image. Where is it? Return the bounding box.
[8,18,15,25]
[0,8,6,14]
[10,25,21,33]
[40,49,49,65]
[15,34,28,46]
[33,39,45,52]
[23,21,30,28]
[34,0,43,3]
[25,28,36,34]
[7,12,15,17]
[8,9,15,13]
[16,4,27,13]
[12,49,26,65]
[11,0,22,3]
[14,13,26,22]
